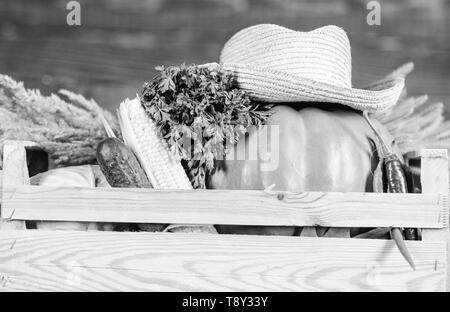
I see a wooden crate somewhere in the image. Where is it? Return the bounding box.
[0,141,448,291]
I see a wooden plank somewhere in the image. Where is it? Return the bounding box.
[420,149,449,291]
[1,185,448,228]
[0,143,33,230]
[421,149,449,236]
[0,230,446,292]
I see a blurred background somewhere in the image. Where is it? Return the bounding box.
[0,0,449,114]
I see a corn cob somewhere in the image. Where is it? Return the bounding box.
[118,97,192,189]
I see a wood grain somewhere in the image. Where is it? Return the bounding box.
[0,230,446,292]
[1,184,448,228]
[0,143,31,230]
[420,149,449,291]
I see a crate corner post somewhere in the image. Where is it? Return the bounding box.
[420,149,450,292]
[1,140,33,230]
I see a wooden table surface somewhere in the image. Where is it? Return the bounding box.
[0,0,449,115]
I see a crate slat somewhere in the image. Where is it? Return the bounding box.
[420,149,450,291]
[1,184,448,228]
[0,143,31,230]
[0,230,445,292]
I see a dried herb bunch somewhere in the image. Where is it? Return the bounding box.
[141,63,272,188]
[0,74,118,168]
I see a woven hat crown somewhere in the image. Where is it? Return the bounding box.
[220,24,352,88]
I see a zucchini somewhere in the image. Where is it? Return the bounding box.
[96,137,166,232]
[96,137,152,188]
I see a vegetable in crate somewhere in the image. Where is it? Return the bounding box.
[118,98,193,190]
[207,105,392,236]
[2,22,447,241]
[140,63,272,189]
[363,111,416,270]
[96,120,167,232]
[206,24,445,237]
[96,137,152,188]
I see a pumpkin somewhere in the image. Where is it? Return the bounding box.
[207,104,394,236]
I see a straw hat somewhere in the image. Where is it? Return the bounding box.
[219,24,405,112]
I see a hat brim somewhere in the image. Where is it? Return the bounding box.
[222,63,405,113]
